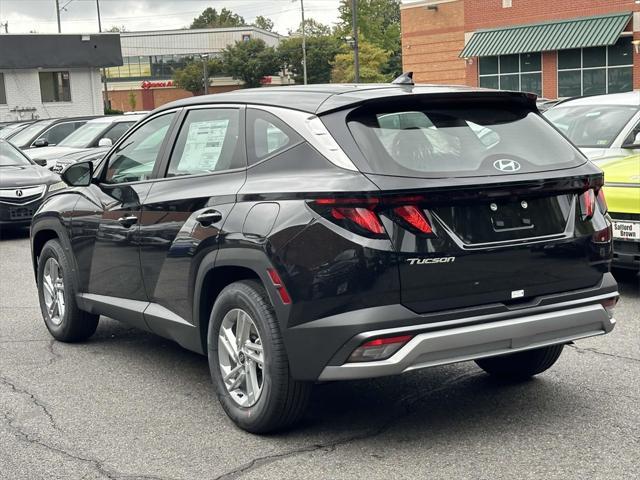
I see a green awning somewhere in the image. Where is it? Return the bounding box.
[460,12,632,58]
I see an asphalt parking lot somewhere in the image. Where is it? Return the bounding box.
[1,227,638,480]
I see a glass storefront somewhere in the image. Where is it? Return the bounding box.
[557,37,633,97]
[105,53,217,81]
[478,52,542,96]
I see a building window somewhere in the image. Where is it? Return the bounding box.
[0,73,6,104]
[478,52,542,96]
[558,37,633,97]
[39,71,71,102]
[242,34,251,42]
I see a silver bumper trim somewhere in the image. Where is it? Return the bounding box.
[318,303,616,381]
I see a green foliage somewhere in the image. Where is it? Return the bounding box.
[288,18,333,37]
[253,16,274,32]
[173,58,223,95]
[277,29,340,84]
[104,108,124,115]
[106,25,127,32]
[331,41,391,83]
[222,39,280,88]
[337,0,402,77]
[190,7,245,29]
[127,91,137,110]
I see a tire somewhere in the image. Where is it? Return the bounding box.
[37,239,99,342]
[208,280,311,434]
[475,344,564,379]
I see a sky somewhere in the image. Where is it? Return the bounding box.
[0,0,342,35]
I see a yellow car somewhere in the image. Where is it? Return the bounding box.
[601,155,640,276]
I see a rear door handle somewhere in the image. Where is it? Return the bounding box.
[117,215,138,228]
[196,209,223,226]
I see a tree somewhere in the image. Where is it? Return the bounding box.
[337,0,402,77]
[173,58,223,95]
[106,25,127,32]
[253,16,274,32]
[278,34,340,84]
[331,41,391,83]
[190,7,245,29]
[127,91,137,111]
[287,18,332,37]
[222,39,280,88]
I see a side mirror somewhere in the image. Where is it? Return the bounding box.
[622,132,640,148]
[33,138,49,148]
[98,138,113,147]
[33,158,48,167]
[61,161,93,187]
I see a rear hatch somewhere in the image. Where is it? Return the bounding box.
[325,93,611,313]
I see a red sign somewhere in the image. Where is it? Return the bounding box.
[141,80,174,89]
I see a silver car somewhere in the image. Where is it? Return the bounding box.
[544,91,640,163]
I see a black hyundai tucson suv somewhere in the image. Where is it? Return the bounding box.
[31,84,619,433]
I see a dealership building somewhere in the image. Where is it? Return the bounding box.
[401,0,640,99]
[105,26,285,111]
[0,34,121,121]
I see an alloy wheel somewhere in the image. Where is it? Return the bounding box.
[42,257,65,326]
[217,308,265,407]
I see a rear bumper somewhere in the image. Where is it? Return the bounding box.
[318,302,615,380]
[285,273,618,381]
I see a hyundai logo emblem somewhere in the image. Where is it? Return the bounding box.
[493,159,521,172]
[15,189,23,197]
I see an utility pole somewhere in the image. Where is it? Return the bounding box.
[300,0,308,84]
[55,0,61,33]
[352,0,360,83]
[96,0,110,111]
[201,54,209,95]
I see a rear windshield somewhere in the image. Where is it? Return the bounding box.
[544,104,638,148]
[346,101,586,178]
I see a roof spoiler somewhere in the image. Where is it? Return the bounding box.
[392,72,414,86]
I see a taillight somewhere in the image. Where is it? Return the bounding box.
[331,207,385,235]
[348,335,414,362]
[579,189,595,220]
[392,205,433,234]
[596,188,608,214]
[592,223,612,244]
[312,197,386,238]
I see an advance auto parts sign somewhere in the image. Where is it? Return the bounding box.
[141,80,174,89]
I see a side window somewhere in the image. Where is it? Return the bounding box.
[247,109,301,165]
[624,120,640,146]
[167,108,242,177]
[104,113,175,184]
[99,121,134,146]
[40,122,76,145]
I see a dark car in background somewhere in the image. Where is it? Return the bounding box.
[27,114,145,169]
[0,139,61,228]
[31,84,618,433]
[7,116,102,150]
[50,147,110,174]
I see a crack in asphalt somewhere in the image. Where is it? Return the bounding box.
[0,374,62,433]
[47,339,63,365]
[0,410,176,480]
[568,344,640,363]
[214,371,480,480]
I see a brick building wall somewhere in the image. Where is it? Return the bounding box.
[402,0,640,97]
[107,84,241,112]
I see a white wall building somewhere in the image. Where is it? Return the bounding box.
[0,33,122,122]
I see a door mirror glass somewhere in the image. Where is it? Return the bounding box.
[98,137,113,147]
[623,131,640,148]
[33,138,49,148]
[61,161,93,187]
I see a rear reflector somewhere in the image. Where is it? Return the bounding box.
[266,268,292,305]
[393,205,433,234]
[596,188,608,214]
[348,334,413,362]
[579,189,595,220]
[600,296,618,319]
